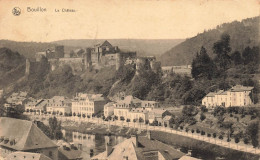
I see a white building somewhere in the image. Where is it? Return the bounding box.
[112,95,159,122]
[202,85,254,108]
[72,93,106,117]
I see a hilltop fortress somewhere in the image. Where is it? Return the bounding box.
[25,40,161,75]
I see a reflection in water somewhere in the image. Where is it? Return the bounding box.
[62,130,126,160]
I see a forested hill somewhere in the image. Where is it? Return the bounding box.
[160,16,259,66]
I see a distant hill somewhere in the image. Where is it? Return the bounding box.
[0,40,77,59]
[0,39,183,59]
[52,39,184,58]
[160,16,260,66]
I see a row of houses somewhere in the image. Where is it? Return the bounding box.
[202,85,254,108]
[24,94,173,126]
[5,85,254,119]
[104,95,173,125]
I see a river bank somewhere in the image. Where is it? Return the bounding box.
[61,119,260,160]
[61,119,147,137]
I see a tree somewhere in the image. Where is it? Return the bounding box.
[213,33,232,71]
[235,137,240,143]
[200,113,206,121]
[139,117,144,123]
[213,133,217,138]
[82,114,86,119]
[49,117,63,140]
[126,118,130,127]
[231,51,242,65]
[114,116,118,120]
[120,116,125,121]
[192,46,216,79]
[246,121,259,148]
[73,112,76,117]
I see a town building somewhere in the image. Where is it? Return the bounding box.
[56,140,83,160]
[91,132,186,160]
[128,108,148,122]
[25,99,47,114]
[202,85,254,108]
[148,108,172,124]
[46,96,72,116]
[5,152,52,160]
[112,96,160,122]
[0,117,58,160]
[72,93,106,117]
[5,91,28,106]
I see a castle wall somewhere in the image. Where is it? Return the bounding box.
[116,53,124,70]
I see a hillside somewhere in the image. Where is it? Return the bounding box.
[160,16,259,66]
[53,39,184,58]
[0,48,25,89]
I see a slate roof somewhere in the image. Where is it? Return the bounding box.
[0,117,57,151]
[56,140,83,160]
[230,85,254,92]
[136,136,185,160]
[5,151,52,160]
[91,135,185,160]
[91,137,138,160]
[205,92,216,97]
[148,108,168,116]
[58,147,83,160]
[116,96,141,105]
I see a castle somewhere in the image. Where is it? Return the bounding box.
[25,40,161,75]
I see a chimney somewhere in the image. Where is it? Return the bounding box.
[131,135,139,147]
[106,143,113,156]
[147,130,151,140]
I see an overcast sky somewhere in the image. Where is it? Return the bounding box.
[0,0,259,42]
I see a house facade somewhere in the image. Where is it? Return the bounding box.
[202,85,254,108]
[72,93,106,117]
[46,96,72,115]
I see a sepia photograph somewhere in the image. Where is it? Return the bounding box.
[0,0,259,159]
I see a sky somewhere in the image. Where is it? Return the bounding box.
[0,0,259,42]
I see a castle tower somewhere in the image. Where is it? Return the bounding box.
[55,45,64,58]
[25,59,30,75]
[85,48,92,69]
[116,53,124,70]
